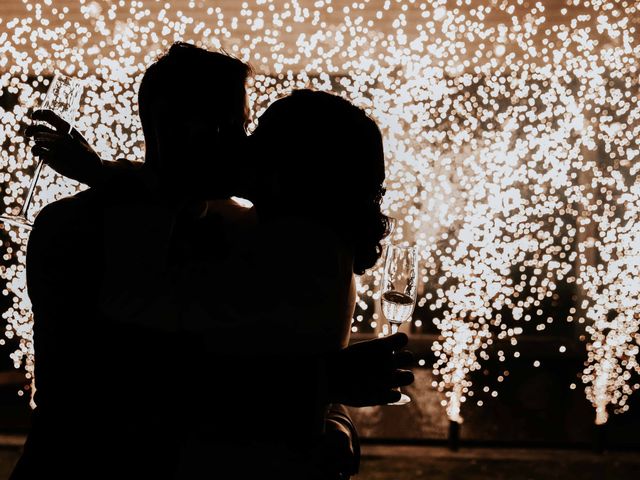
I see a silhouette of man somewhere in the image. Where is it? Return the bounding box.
[12,43,251,480]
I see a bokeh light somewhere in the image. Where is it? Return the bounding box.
[1,0,639,424]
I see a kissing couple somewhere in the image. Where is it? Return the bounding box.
[12,42,415,480]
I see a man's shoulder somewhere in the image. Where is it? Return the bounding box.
[30,189,109,241]
[27,191,104,278]
[34,190,96,223]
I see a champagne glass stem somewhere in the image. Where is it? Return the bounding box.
[18,158,45,220]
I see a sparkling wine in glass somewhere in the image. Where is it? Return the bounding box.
[381,290,415,324]
[380,243,418,405]
[1,73,83,229]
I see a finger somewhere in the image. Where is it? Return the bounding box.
[394,349,415,368]
[388,332,409,350]
[32,109,70,133]
[374,332,408,353]
[390,369,414,387]
[30,138,61,150]
[25,124,58,138]
[381,389,402,404]
[32,145,61,159]
[351,390,402,407]
[32,132,65,143]
[31,145,51,157]
[342,388,402,407]
[352,332,409,357]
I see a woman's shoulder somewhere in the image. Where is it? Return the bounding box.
[261,215,352,271]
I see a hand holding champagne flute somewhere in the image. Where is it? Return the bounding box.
[1,72,83,229]
[380,242,418,405]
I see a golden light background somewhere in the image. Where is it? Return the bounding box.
[0,0,639,426]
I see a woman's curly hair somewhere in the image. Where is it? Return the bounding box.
[254,89,390,274]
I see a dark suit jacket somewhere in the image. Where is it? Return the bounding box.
[11,181,183,479]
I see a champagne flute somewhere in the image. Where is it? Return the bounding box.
[380,242,418,405]
[1,73,83,229]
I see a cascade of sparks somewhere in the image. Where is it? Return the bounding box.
[0,0,639,423]
[579,180,640,424]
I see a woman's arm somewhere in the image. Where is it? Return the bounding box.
[27,109,143,188]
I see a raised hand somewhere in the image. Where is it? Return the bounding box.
[327,332,415,407]
[26,109,103,186]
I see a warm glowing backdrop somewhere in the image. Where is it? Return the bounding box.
[1,0,639,434]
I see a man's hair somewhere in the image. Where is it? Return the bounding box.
[138,42,251,165]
